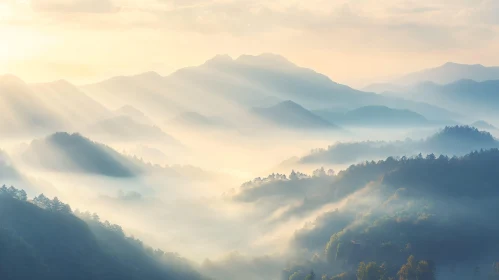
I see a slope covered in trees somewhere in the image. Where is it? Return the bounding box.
[0,186,208,280]
[271,149,499,280]
[298,126,498,165]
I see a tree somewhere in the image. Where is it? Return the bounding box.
[33,194,51,209]
[416,260,435,280]
[313,167,326,178]
[357,262,386,280]
[397,256,417,280]
[289,271,304,280]
[305,271,316,280]
[398,256,435,280]
[16,189,27,201]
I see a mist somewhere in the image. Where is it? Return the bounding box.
[3,52,499,280]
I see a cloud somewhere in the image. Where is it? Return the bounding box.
[31,0,119,13]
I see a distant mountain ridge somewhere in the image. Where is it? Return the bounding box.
[81,53,457,123]
[373,78,499,116]
[293,125,499,165]
[394,62,499,85]
[252,100,340,130]
[23,132,139,177]
[313,105,430,127]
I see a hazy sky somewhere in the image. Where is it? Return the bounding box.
[1,0,499,87]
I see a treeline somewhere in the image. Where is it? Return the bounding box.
[300,126,499,165]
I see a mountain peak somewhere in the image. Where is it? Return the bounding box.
[134,71,163,79]
[204,54,233,66]
[236,53,296,68]
[272,100,305,111]
[441,62,485,68]
[0,74,26,86]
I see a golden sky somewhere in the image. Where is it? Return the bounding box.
[1,0,499,87]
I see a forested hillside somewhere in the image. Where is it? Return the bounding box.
[0,186,208,280]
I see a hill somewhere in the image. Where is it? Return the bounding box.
[22,132,140,177]
[412,79,499,114]
[169,112,232,129]
[30,80,111,126]
[394,62,499,85]
[298,126,498,165]
[115,105,155,125]
[232,150,499,280]
[87,116,179,144]
[81,72,185,120]
[21,132,215,180]
[471,120,496,130]
[0,188,207,280]
[314,106,429,127]
[252,101,339,130]
[0,75,65,135]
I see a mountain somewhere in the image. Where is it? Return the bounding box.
[395,62,499,85]
[21,132,214,180]
[82,54,456,122]
[115,105,154,125]
[414,79,499,113]
[288,150,499,279]
[82,72,185,120]
[22,132,140,177]
[362,83,408,94]
[0,188,207,280]
[169,112,231,129]
[234,150,499,279]
[471,120,497,130]
[30,80,111,126]
[314,106,429,127]
[297,125,498,165]
[252,100,339,130]
[377,79,499,117]
[0,75,65,135]
[87,116,179,144]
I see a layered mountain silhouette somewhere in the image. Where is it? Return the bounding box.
[115,105,155,125]
[169,112,232,129]
[0,75,66,135]
[22,132,139,177]
[30,80,111,125]
[394,62,499,85]
[374,79,499,116]
[471,120,497,130]
[313,105,429,127]
[252,100,339,130]
[21,132,213,180]
[87,116,179,144]
[293,126,499,165]
[81,54,456,122]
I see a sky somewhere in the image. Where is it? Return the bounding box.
[1,0,499,87]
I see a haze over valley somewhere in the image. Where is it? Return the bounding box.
[3,1,499,279]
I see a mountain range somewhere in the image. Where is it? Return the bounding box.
[393,62,499,85]
[2,54,468,138]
